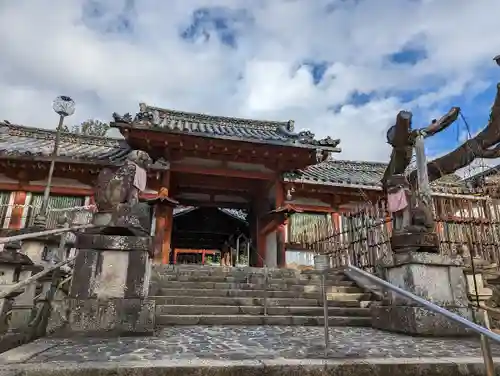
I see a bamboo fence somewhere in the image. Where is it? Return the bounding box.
[288,195,500,272]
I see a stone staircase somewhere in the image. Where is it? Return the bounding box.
[149,265,376,326]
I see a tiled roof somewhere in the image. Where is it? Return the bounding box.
[285,159,469,193]
[285,160,387,188]
[111,104,342,151]
[0,122,473,194]
[0,122,130,165]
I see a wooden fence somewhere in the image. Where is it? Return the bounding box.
[288,195,500,272]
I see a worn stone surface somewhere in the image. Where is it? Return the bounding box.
[3,325,499,363]
[385,258,468,306]
[62,298,155,336]
[371,305,473,336]
[392,252,463,267]
[2,326,500,375]
[3,358,500,376]
[75,234,151,252]
[375,251,472,336]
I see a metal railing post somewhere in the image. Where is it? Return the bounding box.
[263,264,268,317]
[322,271,330,356]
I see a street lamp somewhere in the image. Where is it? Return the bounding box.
[35,96,75,226]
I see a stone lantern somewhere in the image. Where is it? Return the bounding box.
[0,241,41,332]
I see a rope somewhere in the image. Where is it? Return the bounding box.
[0,204,96,211]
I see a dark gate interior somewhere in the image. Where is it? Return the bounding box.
[172,207,249,253]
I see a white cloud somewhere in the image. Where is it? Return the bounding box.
[0,0,499,163]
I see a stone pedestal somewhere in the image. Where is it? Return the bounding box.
[371,251,473,336]
[65,232,155,336]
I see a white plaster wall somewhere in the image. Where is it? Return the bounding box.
[285,249,314,269]
[265,231,277,268]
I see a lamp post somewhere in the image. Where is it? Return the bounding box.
[35,96,75,226]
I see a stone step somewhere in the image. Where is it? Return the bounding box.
[155,275,349,285]
[153,265,302,274]
[155,304,370,317]
[155,314,371,326]
[155,288,369,301]
[155,281,357,291]
[153,294,363,307]
[153,266,345,279]
[327,292,372,301]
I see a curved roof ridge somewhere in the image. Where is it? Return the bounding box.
[0,121,123,147]
[145,104,291,130]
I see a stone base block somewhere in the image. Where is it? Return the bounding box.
[371,305,476,336]
[63,298,155,337]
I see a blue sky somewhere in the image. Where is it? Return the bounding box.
[0,0,499,171]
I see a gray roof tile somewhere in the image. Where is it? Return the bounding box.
[0,122,471,193]
[111,104,342,151]
[285,160,387,188]
[285,159,468,192]
[0,122,130,164]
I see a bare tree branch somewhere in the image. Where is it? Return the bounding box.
[409,83,500,184]
[475,144,500,158]
[421,107,460,138]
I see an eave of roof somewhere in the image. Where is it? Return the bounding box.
[0,122,479,195]
[111,104,342,152]
[173,206,248,223]
[0,122,168,170]
[284,159,473,195]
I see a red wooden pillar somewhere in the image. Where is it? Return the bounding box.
[8,191,27,229]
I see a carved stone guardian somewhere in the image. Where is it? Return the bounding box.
[386,174,439,254]
[372,109,473,336]
[63,150,155,336]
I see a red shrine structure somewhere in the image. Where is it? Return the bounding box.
[0,104,471,268]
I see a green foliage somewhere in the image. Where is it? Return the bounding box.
[61,119,110,137]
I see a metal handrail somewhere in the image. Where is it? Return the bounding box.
[0,256,76,300]
[0,224,96,244]
[347,264,500,343]
[255,252,269,316]
[347,264,498,376]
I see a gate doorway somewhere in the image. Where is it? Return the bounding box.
[171,207,250,266]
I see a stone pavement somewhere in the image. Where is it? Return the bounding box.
[1,326,500,375]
